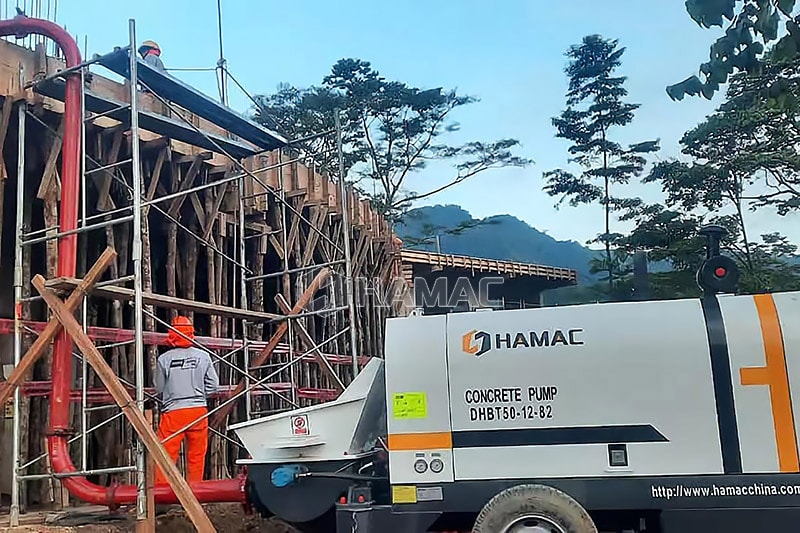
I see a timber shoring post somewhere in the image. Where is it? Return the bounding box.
[210,266,333,428]
[31,275,217,533]
[0,247,117,406]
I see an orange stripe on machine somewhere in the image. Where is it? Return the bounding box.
[387,432,453,451]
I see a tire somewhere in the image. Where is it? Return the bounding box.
[473,484,598,533]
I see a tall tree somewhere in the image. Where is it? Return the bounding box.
[669,0,800,100]
[251,59,533,223]
[543,34,660,294]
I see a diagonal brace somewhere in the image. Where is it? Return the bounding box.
[275,293,345,392]
[32,276,216,533]
[0,246,117,406]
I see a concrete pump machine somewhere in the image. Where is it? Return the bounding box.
[229,225,800,532]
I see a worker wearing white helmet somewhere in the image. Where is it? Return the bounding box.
[138,40,165,73]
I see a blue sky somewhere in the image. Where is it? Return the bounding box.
[40,0,800,248]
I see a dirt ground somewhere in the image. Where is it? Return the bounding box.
[0,504,299,532]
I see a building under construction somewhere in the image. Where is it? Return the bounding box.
[0,13,577,528]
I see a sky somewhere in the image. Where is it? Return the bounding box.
[32,0,800,249]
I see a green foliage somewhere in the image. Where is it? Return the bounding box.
[670,0,800,100]
[251,59,533,223]
[543,34,660,294]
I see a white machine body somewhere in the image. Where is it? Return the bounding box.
[385,291,800,485]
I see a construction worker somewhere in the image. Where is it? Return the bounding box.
[154,315,219,485]
[138,40,165,73]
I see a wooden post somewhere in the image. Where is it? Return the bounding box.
[31,276,216,533]
[0,247,117,406]
[135,409,156,533]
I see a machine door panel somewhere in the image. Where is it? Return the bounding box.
[445,299,724,480]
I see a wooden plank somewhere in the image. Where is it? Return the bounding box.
[31,277,216,533]
[44,276,282,322]
[166,153,210,218]
[0,247,117,406]
[0,96,15,180]
[210,266,333,428]
[135,409,156,533]
[36,119,64,200]
[201,182,229,242]
[94,128,124,211]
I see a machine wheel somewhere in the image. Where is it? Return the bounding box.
[472,484,597,533]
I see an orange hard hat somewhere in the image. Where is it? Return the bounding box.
[167,315,194,348]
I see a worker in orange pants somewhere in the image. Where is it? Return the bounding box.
[154,315,219,485]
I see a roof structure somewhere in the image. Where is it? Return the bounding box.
[97,48,288,152]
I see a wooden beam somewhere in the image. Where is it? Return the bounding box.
[36,119,64,200]
[210,266,333,428]
[135,409,157,533]
[144,145,168,211]
[167,154,209,219]
[201,182,229,242]
[174,151,212,165]
[94,128,125,211]
[44,277,282,322]
[31,277,216,533]
[0,247,117,406]
[0,96,15,181]
[275,294,344,392]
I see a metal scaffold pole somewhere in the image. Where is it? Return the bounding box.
[128,18,147,521]
[334,108,359,376]
[10,72,26,528]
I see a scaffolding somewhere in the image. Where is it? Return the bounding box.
[4,17,405,526]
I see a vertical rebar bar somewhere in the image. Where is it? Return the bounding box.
[128,18,146,521]
[10,87,26,529]
[334,109,359,377]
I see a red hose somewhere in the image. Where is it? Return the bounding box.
[0,15,247,506]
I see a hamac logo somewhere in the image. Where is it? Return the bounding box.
[462,329,491,357]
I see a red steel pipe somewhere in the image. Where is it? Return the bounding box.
[0,15,246,506]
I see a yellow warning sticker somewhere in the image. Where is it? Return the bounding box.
[392,392,427,419]
[392,485,417,504]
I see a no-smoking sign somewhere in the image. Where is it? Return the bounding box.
[290,414,309,436]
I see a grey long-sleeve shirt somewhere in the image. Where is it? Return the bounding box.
[142,53,165,73]
[155,347,219,412]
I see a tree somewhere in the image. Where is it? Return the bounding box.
[669,0,800,100]
[543,34,660,294]
[716,56,800,215]
[251,59,533,223]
